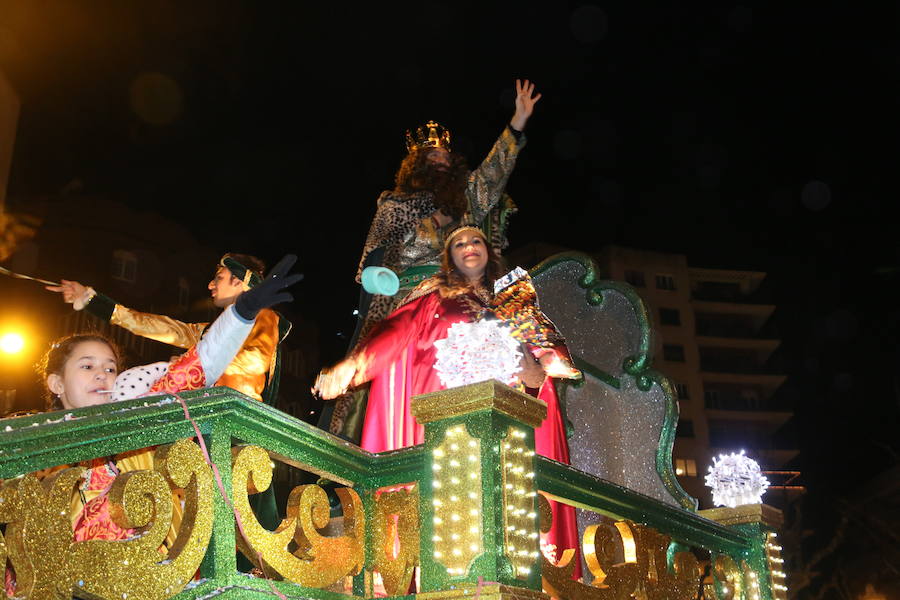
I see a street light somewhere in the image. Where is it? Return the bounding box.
[0,332,25,354]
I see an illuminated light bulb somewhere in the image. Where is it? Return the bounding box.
[468,492,477,499]
[468,455,478,462]
[531,551,539,557]
[434,448,445,457]
[451,513,460,521]
[470,527,479,534]
[434,551,442,558]
[450,495,458,502]
[433,499,443,506]
[527,512,537,519]
[468,440,477,447]
[505,483,513,489]
[433,463,442,471]
[470,544,479,552]
[451,477,460,484]
[526,451,535,457]
[504,443,511,449]
[469,473,478,479]
[456,426,464,434]
[507,525,516,531]
[518,529,527,535]
[529,533,538,539]
[434,517,443,524]
[451,444,459,451]
[433,480,442,488]
[452,549,462,556]
[520,567,531,575]
[451,534,460,541]
[469,509,478,516]
[509,545,516,552]
[527,491,537,497]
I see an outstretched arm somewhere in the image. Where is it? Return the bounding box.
[47,279,206,348]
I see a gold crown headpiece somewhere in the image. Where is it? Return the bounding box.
[405,120,452,153]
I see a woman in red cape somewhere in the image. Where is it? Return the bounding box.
[317,226,582,578]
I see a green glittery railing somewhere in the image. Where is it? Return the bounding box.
[0,385,779,600]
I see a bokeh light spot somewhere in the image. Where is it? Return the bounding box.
[0,332,25,355]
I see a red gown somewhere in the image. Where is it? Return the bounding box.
[350,287,580,572]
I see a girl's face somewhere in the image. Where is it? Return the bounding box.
[47,341,118,409]
[449,231,489,281]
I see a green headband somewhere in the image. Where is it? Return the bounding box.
[220,256,263,290]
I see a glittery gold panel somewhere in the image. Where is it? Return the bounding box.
[69,439,214,600]
[501,426,539,579]
[699,503,784,529]
[231,445,364,587]
[541,501,701,600]
[372,486,420,596]
[1,447,210,600]
[3,467,85,598]
[704,554,743,600]
[431,425,483,577]
[417,582,549,600]
[411,380,547,429]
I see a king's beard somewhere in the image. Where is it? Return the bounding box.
[411,163,468,220]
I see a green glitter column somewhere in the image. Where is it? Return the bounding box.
[700,504,786,600]
[411,380,550,600]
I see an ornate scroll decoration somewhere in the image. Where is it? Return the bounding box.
[501,426,539,579]
[0,439,213,600]
[372,486,420,596]
[70,439,215,600]
[540,495,701,600]
[703,554,744,600]
[431,425,483,577]
[2,467,84,598]
[231,444,364,587]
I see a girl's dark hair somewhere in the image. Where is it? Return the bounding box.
[37,334,121,410]
[436,230,505,298]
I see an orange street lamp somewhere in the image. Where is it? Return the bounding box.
[0,332,25,355]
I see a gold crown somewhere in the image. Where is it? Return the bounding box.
[405,120,452,153]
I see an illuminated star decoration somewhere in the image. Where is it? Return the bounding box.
[433,320,523,388]
[704,451,770,508]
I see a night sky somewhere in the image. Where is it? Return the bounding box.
[2,1,898,593]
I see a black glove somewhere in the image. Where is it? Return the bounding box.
[234,254,304,321]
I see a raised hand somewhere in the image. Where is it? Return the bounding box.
[510,79,542,131]
[46,279,89,305]
[234,254,304,320]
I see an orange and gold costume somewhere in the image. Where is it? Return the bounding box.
[108,305,284,402]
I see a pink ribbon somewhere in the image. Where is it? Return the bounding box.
[175,392,287,600]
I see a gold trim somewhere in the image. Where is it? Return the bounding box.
[699,503,784,528]
[417,584,549,600]
[411,380,548,428]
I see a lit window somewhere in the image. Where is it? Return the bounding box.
[111,250,137,283]
[675,458,697,477]
[655,274,676,291]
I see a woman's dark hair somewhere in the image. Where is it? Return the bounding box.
[437,229,505,298]
[37,334,121,410]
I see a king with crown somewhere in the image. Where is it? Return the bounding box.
[323,79,542,440]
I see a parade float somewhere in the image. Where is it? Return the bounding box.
[0,253,787,600]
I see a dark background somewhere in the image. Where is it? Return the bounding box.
[2,2,898,597]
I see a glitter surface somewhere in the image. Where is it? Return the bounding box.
[372,486,420,595]
[531,258,680,506]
